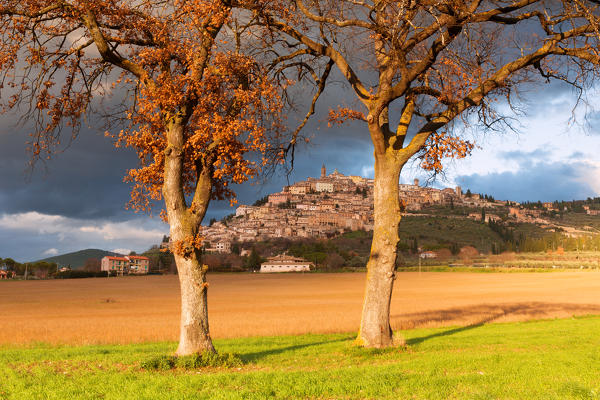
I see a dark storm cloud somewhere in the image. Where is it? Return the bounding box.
[456,160,595,203]
[0,77,375,227]
[0,119,138,220]
[0,226,58,262]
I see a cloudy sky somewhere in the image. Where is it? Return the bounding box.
[1,76,600,262]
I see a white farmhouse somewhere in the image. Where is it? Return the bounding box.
[260,255,313,273]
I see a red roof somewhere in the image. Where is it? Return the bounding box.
[104,256,128,261]
[127,255,149,260]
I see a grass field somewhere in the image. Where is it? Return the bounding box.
[2,271,600,345]
[1,316,599,399]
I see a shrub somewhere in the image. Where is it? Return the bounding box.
[459,246,479,259]
[176,352,242,369]
[324,253,345,270]
[53,270,108,279]
[435,248,452,260]
[140,355,176,371]
[141,352,242,371]
[347,256,366,267]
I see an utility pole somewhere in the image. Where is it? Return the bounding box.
[24,263,28,280]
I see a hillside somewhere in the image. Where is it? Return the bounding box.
[35,249,124,269]
[242,207,600,270]
[206,163,600,248]
[28,199,600,271]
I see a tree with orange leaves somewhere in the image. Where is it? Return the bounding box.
[246,0,600,347]
[0,1,289,355]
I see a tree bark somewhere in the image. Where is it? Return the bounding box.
[175,253,215,355]
[357,150,403,348]
[163,121,216,355]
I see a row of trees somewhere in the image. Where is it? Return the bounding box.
[3,0,600,353]
[485,214,600,254]
[521,199,600,213]
[497,233,600,254]
[0,258,59,278]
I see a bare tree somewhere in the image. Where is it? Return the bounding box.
[325,252,345,270]
[83,258,101,273]
[246,0,600,347]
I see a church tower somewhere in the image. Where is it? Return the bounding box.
[321,163,326,178]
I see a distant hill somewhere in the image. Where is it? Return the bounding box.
[34,249,125,269]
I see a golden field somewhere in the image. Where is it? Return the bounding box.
[1,271,600,345]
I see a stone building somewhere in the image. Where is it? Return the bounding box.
[260,254,313,273]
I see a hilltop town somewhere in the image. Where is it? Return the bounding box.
[203,165,497,249]
[201,165,600,253]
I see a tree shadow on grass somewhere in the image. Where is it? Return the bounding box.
[406,317,496,346]
[400,302,600,346]
[240,336,352,363]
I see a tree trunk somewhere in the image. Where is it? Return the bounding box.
[175,252,215,355]
[163,121,216,355]
[357,151,403,347]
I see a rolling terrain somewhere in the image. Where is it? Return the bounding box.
[35,249,124,269]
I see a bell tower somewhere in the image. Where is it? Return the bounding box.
[321,163,326,178]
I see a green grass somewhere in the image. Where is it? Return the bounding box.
[1,316,600,399]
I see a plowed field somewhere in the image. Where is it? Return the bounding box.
[1,271,599,345]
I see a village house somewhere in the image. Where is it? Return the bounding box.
[0,269,15,279]
[420,251,437,259]
[260,254,313,273]
[127,255,150,274]
[101,255,150,275]
[268,191,292,205]
[101,256,128,274]
[205,240,232,254]
[235,205,254,217]
[289,183,310,195]
[509,207,523,219]
[316,181,334,192]
[467,213,501,223]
